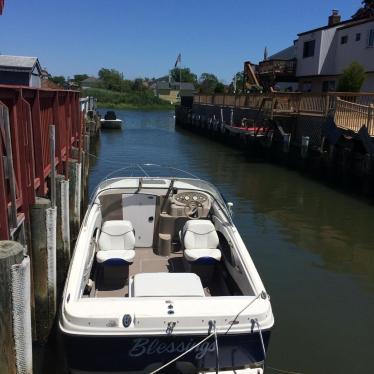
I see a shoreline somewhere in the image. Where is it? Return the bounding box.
[97,102,175,111]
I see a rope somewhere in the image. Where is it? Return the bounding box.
[224,293,262,334]
[149,332,215,374]
[150,293,264,373]
[213,321,219,374]
[253,318,266,360]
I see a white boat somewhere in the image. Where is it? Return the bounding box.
[59,168,274,373]
[100,111,122,129]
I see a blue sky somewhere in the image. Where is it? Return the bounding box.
[0,0,360,82]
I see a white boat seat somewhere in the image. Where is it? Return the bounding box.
[131,273,205,297]
[182,220,221,263]
[97,220,135,265]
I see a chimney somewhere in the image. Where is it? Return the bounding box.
[328,10,341,26]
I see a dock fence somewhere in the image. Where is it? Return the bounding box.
[193,92,374,136]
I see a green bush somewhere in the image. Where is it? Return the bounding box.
[83,88,174,110]
[337,62,366,92]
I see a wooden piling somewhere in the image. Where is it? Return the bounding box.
[301,136,310,158]
[82,134,91,211]
[0,241,23,373]
[56,175,70,294]
[68,159,81,244]
[283,133,291,153]
[30,197,56,343]
[0,241,32,374]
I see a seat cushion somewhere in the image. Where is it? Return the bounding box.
[132,273,205,297]
[183,220,219,250]
[98,220,135,251]
[96,249,135,265]
[184,248,221,263]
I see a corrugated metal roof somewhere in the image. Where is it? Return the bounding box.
[269,46,296,61]
[0,55,38,70]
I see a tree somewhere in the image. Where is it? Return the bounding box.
[73,74,89,84]
[352,0,374,19]
[98,68,126,91]
[199,73,219,94]
[228,72,245,94]
[214,82,225,94]
[132,78,146,91]
[49,75,66,86]
[337,62,366,92]
[169,67,197,84]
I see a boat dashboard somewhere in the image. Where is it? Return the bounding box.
[172,191,209,204]
[168,190,211,219]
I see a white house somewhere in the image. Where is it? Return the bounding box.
[295,11,374,92]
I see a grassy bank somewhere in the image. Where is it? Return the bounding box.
[83,87,175,110]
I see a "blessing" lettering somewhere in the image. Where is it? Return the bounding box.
[128,338,216,359]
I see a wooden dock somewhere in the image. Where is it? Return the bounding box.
[0,85,100,373]
[194,92,374,136]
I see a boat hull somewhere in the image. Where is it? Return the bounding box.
[62,330,270,373]
[100,119,122,129]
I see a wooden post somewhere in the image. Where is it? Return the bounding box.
[301,136,310,158]
[324,95,331,117]
[296,93,301,114]
[266,131,274,148]
[49,125,56,208]
[30,197,56,343]
[0,240,32,374]
[1,106,18,230]
[82,134,90,212]
[68,159,81,244]
[283,133,291,153]
[368,104,373,136]
[0,241,23,373]
[230,108,234,126]
[56,175,70,295]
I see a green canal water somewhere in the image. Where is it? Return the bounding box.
[38,109,374,373]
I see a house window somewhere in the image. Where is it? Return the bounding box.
[356,33,361,41]
[303,40,315,58]
[368,29,374,47]
[341,35,348,44]
[322,80,336,92]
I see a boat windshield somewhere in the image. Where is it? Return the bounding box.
[91,164,230,220]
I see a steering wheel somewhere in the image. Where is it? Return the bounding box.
[184,201,203,219]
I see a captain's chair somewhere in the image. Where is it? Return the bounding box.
[97,220,135,265]
[182,220,221,264]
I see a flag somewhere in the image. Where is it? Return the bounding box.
[174,53,181,68]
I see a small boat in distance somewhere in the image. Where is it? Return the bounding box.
[100,110,123,129]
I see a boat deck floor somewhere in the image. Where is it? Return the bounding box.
[92,247,231,298]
